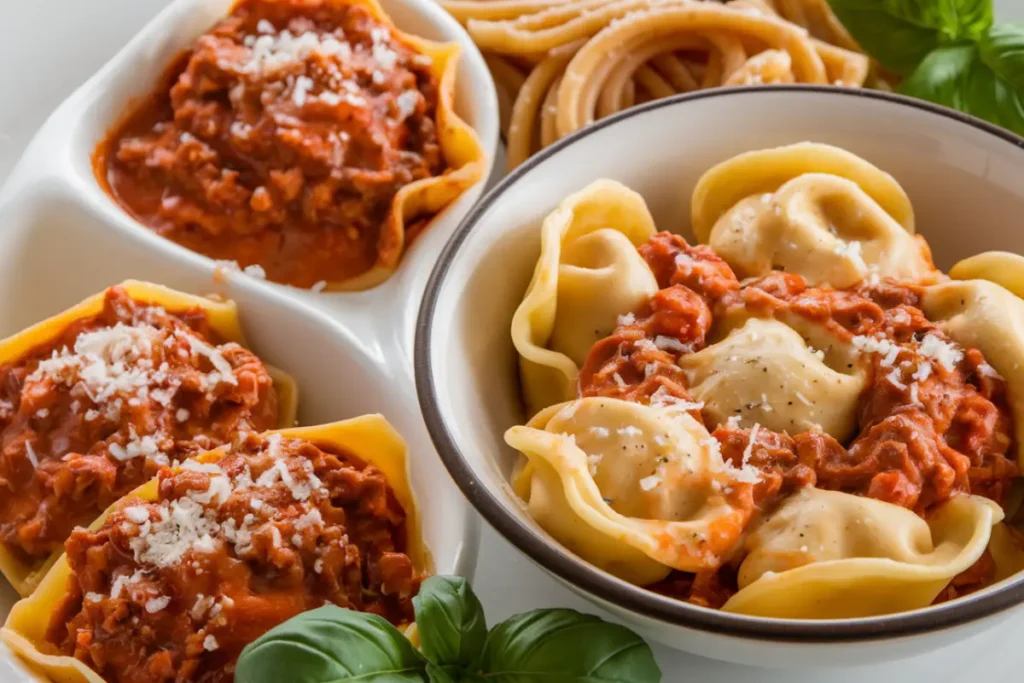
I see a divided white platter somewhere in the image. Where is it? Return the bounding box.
[3,0,1024,680]
[0,0,498,680]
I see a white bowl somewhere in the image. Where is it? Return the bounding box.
[416,85,1024,668]
[0,0,498,679]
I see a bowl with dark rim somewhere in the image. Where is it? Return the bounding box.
[415,85,1024,667]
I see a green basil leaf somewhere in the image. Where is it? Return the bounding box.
[900,38,1024,136]
[899,43,976,110]
[413,576,488,669]
[979,23,1024,90]
[426,662,457,683]
[235,605,429,683]
[825,0,992,75]
[478,609,661,683]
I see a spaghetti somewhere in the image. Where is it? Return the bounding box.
[443,0,876,169]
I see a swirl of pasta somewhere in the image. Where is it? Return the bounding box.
[450,1,868,167]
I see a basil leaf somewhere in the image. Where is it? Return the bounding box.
[825,0,992,75]
[413,576,488,670]
[426,662,457,683]
[899,43,976,111]
[979,23,1024,90]
[478,609,661,683]
[235,605,429,683]
[901,34,1024,136]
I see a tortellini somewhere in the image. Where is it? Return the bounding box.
[510,180,658,415]
[679,318,864,439]
[691,142,915,242]
[922,279,1024,468]
[690,143,935,287]
[723,488,1003,619]
[506,398,752,584]
[949,251,1024,299]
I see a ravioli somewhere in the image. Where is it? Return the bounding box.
[679,318,864,439]
[511,180,658,415]
[506,398,753,584]
[723,488,1002,618]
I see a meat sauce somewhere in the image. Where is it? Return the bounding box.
[0,288,278,561]
[97,0,446,288]
[579,232,1020,606]
[46,432,419,683]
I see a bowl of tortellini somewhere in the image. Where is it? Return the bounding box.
[415,85,1024,667]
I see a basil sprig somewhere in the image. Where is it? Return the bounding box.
[235,575,662,683]
[827,0,1024,135]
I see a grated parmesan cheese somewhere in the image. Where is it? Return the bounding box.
[918,334,963,371]
[654,336,691,353]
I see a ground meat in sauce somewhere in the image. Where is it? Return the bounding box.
[577,231,1020,607]
[0,288,278,560]
[46,432,419,683]
[99,0,446,288]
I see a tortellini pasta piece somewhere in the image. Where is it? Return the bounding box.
[511,180,658,415]
[704,173,936,288]
[689,142,935,287]
[691,142,915,243]
[949,251,1024,299]
[506,398,752,584]
[679,318,864,439]
[922,279,1024,468]
[723,488,1003,619]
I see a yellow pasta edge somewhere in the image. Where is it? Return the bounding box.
[1,416,426,683]
[324,0,486,292]
[0,281,298,597]
[690,142,915,244]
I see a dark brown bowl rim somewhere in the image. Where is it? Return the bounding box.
[415,85,1024,643]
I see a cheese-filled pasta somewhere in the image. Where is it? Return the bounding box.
[692,143,936,287]
[507,143,1024,620]
[679,318,864,439]
[706,173,937,287]
[723,488,1003,618]
[511,179,658,415]
[506,398,754,584]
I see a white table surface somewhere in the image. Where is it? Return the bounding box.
[2,1,1023,680]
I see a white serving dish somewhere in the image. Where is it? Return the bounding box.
[416,85,1024,668]
[0,0,499,679]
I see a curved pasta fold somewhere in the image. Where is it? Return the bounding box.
[691,142,914,242]
[0,280,298,597]
[679,318,864,439]
[331,0,485,290]
[922,279,1024,468]
[1,416,424,683]
[705,172,935,287]
[506,398,753,584]
[949,251,1024,299]
[723,488,1003,618]
[511,180,657,415]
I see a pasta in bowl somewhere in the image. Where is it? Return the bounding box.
[507,147,1024,619]
[415,88,1024,664]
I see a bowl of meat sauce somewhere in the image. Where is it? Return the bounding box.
[416,86,1024,667]
[92,0,492,291]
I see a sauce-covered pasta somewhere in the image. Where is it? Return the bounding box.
[507,143,1024,619]
[97,0,484,290]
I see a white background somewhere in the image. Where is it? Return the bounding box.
[1,1,1023,680]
